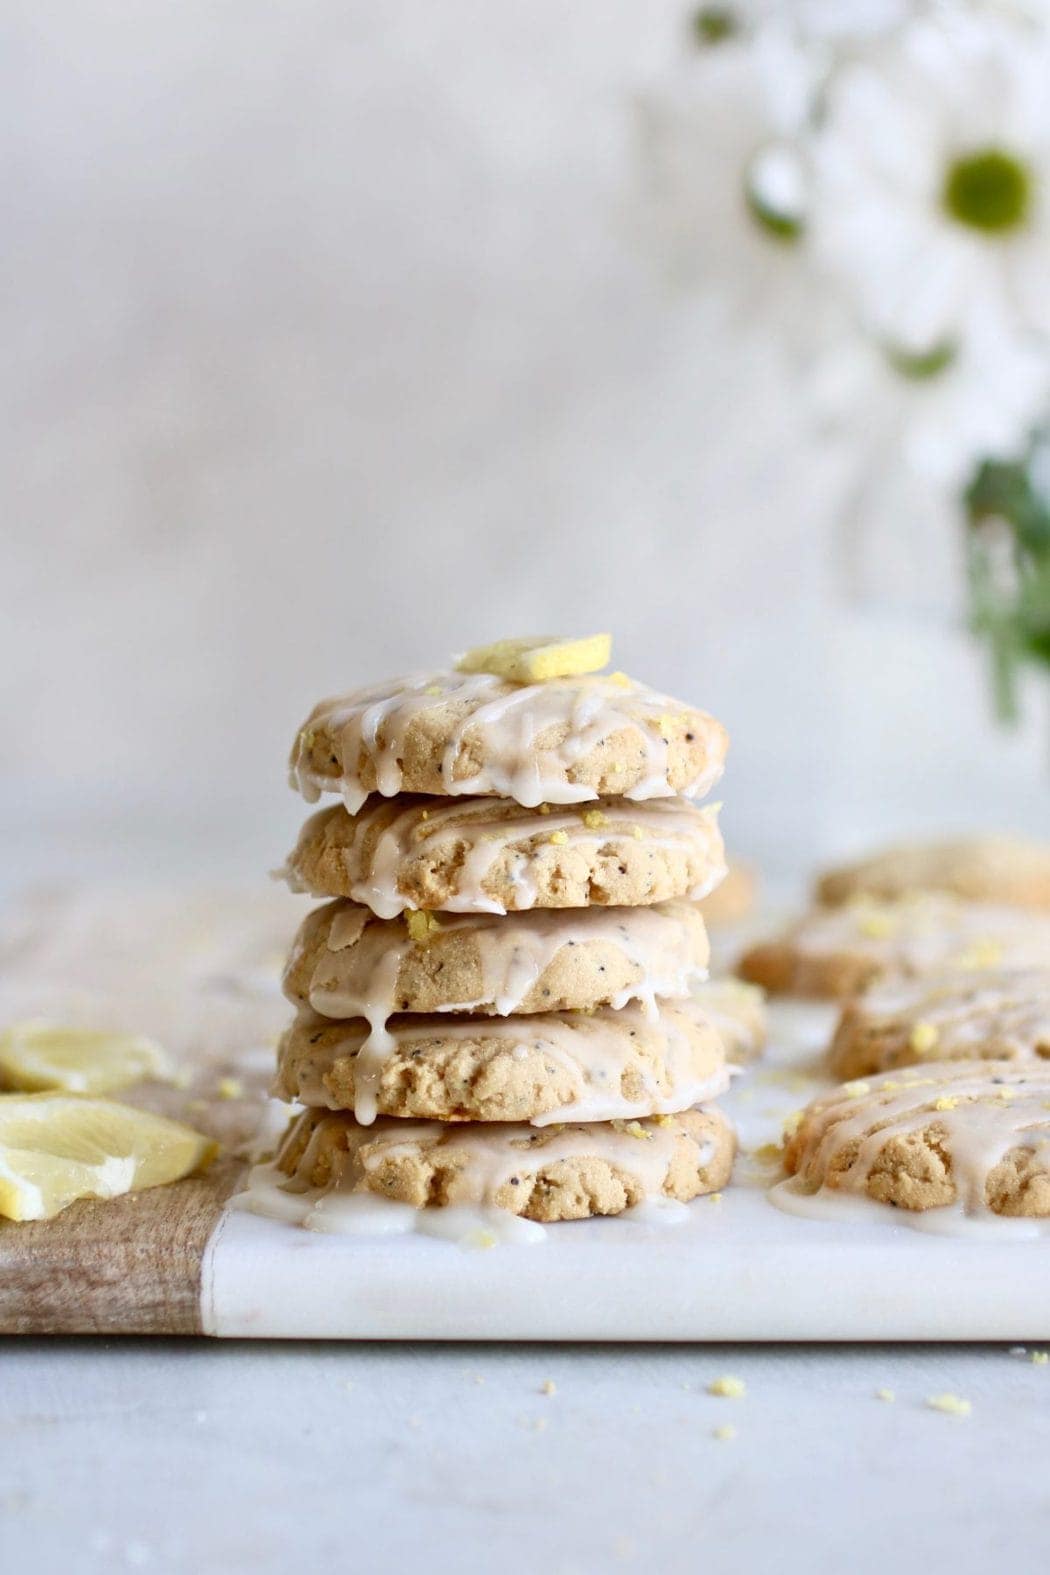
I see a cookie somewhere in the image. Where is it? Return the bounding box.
[276,1104,735,1220]
[289,669,727,814]
[284,898,709,1021]
[829,969,1050,1079]
[816,835,1050,910]
[692,977,767,1064]
[784,1062,1050,1216]
[274,999,730,1126]
[739,895,1050,999]
[282,795,726,917]
[698,862,757,928]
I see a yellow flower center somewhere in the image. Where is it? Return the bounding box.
[943,148,1031,234]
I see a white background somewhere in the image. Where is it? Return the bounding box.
[3,0,1046,896]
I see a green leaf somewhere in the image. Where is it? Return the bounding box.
[966,456,1050,552]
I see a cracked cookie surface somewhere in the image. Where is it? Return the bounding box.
[283,897,709,1020]
[289,669,727,812]
[276,1103,735,1220]
[785,1062,1050,1215]
[282,795,725,916]
[274,999,729,1125]
[739,895,1050,999]
[829,968,1050,1078]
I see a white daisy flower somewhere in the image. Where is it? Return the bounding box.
[812,304,1050,487]
[810,10,1050,353]
[690,0,909,49]
[632,26,815,323]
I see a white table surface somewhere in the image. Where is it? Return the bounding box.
[3,1338,1048,1574]
[3,872,1049,1570]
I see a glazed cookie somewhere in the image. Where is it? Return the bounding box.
[784,1062,1050,1216]
[276,1104,736,1220]
[274,999,730,1127]
[829,968,1050,1079]
[816,835,1050,911]
[283,898,709,1021]
[739,895,1050,999]
[282,795,726,917]
[698,862,757,928]
[288,669,728,813]
[692,977,767,1064]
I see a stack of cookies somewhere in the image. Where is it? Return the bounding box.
[270,635,738,1228]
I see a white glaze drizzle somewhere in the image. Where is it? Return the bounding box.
[788,1062,1050,1222]
[767,1175,1050,1239]
[282,1107,717,1214]
[284,796,725,920]
[791,894,1050,977]
[297,901,709,1027]
[289,669,724,812]
[842,967,1050,1064]
[279,999,731,1127]
[232,1161,547,1245]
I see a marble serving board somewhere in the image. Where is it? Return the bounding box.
[4,889,1050,1341]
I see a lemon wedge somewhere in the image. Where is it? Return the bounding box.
[0,1021,172,1096]
[455,634,612,683]
[0,1094,218,1221]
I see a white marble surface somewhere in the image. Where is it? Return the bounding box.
[3,1337,1047,1574]
[207,1001,1050,1342]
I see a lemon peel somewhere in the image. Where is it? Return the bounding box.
[455,634,611,684]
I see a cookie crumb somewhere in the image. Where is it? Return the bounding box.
[611,1119,652,1141]
[1031,1351,1049,1365]
[712,1424,737,1441]
[708,1192,723,1203]
[909,1021,939,1054]
[707,1375,746,1399]
[540,1379,557,1396]
[926,1393,971,1418]
[874,1388,895,1403]
[406,911,442,944]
